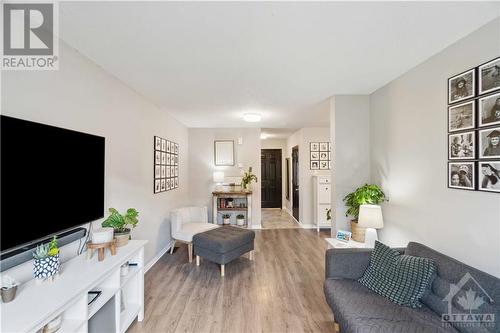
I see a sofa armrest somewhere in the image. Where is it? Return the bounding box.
[325,247,407,280]
[325,248,374,280]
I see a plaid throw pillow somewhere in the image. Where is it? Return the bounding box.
[358,241,436,308]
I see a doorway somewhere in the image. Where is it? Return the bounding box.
[292,146,299,222]
[261,149,282,208]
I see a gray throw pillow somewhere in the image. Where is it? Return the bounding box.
[358,240,436,308]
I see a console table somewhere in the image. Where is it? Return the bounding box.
[1,240,147,333]
[212,187,252,228]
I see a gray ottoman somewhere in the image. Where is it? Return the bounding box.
[193,226,255,276]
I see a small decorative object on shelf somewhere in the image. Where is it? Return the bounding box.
[42,315,62,333]
[227,198,234,208]
[102,208,139,247]
[236,214,245,226]
[222,214,231,225]
[33,236,60,281]
[1,275,18,303]
[87,240,117,262]
[241,167,258,190]
[336,230,352,242]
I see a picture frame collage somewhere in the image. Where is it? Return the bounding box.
[310,142,331,170]
[154,136,179,193]
[447,56,500,193]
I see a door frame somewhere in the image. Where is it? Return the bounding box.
[292,145,299,222]
[260,148,283,209]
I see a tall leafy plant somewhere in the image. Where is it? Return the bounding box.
[241,167,258,189]
[343,184,386,221]
[102,208,139,233]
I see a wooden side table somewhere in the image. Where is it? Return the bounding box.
[325,238,368,249]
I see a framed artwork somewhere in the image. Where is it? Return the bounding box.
[448,131,475,160]
[310,142,331,170]
[448,101,475,132]
[214,140,234,166]
[479,57,500,95]
[448,69,475,104]
[448,162,475,190]
[479,92,500,127]
[154,136,179,193]
[336,230,352,242]
[478,161,500,193]
[479,127,500,159]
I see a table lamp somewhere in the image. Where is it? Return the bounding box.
[213,171,225,185]
[357,204,384,247]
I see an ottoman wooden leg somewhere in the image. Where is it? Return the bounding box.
[221,264,225,277]
[196,255,200,266]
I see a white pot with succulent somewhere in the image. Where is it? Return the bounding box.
[236,214,245,226]
[222,214,231,225]
[33,236,60,281]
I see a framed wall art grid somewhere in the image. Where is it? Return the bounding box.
[154,136,179,193]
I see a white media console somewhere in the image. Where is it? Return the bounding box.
[1,240,147,333]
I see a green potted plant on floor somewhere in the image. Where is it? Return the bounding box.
[343,184,386,242]
[241,167,258,190]
[102,208,139,247]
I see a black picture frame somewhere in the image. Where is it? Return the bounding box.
[478,160,500,193]
[154,135,179,193]
[478,56,500,96]
[448,162,475,191]
[448,68,476,105]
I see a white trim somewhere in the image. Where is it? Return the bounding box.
[250,224,262,230]
[145,240,173,273]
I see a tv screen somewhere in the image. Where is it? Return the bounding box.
[1,116,105,252]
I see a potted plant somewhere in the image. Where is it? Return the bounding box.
[241,167,258,190]
[1,275,18,303]
[222,213,231,225]
[236,214,245,226]
[102,208,139,247]
[33,236,60,280]
[343,184,386,242]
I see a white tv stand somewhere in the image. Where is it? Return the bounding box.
[1,240,147,333]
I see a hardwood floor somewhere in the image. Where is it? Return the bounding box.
[128,229,335,333]
[261,208,300,229]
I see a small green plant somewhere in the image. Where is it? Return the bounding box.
[222,214,231,219]
[326,209,332,221]
[241,167,258,189]
[236,214,245,219]
[33,236,59,259]
[343,184,387,220]
[102,208,139,233]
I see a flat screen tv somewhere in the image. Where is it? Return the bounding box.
[1,116,105,252]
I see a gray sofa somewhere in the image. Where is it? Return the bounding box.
[324,242,500,333]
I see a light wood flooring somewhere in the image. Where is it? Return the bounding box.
[261,208,299,229]
[128,228,335,333]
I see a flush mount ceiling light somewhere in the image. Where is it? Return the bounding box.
[243,113,262,122]
[260,133,268,139]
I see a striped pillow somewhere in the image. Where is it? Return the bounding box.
[358,241,436,308]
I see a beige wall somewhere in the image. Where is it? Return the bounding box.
[370,18,500,276]
[1,40,190,281]
[188,128,262,227]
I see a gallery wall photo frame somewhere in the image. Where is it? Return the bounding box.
[448,131,475,160]
[153,135,179,194]
[310,141,331,170]
[478,92,500,127]
[478,160,500,193]
[448,100,475,132]
[448,68,476,105]
[478,56,500,96]
[478,127,500,159]
[448,162,475,191]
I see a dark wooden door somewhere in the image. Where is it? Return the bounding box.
[261,149,282,208]
[292,146,299,221]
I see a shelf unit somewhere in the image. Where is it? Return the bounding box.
[312,175,332,232]
[1,240,147,333]
[212,188,252,228]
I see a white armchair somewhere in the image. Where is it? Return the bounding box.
[170,206,219,263]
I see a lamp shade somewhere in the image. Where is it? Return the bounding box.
[213,171,225,183]
[357,204,384,229]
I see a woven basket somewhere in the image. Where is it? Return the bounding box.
[350,220,366,243]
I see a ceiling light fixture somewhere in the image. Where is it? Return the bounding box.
[260,133,268,140]
[243,113,262,122]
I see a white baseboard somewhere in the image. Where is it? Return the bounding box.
[250,224,262,230]
[144,240,173,273]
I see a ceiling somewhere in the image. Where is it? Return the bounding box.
[59,2,499,128]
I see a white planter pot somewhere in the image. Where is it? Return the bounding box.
[33,254,59,279]
[236,218,245,226]
[222,218,231,225]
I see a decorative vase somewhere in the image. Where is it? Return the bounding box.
[114,230,130,247]
[1,285,18,303]
[33,254,60,280]
[350,220,366,243]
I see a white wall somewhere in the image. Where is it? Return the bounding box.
[330,96,371,232]
[188,128,262,227]
[370,18,500,276]
[261,138,287,209]
[285,127,330,225]
[1,41,189,281]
